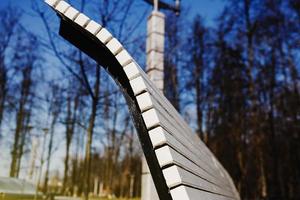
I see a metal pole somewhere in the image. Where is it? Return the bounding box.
[154,0,158,11]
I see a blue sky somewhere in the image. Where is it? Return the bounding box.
[0,0,225,26]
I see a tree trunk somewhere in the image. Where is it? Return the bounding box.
[10,67,32,177]
[84,65,100,200]
[43,116,57,193]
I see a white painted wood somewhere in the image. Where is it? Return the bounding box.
[64,7,79,20]
[162,165,182,187]
[145,97,221,169]
[170,186,233,200]
[149,127,231,188]
[136,92,153,112]
[74,13,90,27]
[123,43,232,192]
[154,145,174,167]
[141,108,160,128]
[129,76,147,95]
[134,85,196,151]
[45,0,61,7]
[169,186,190,200]
[136,75,196,141]
[155,145,231,190]
[123,62,140,80]
[85,20,102,35]
[139,98,216,168]
[55,1,70,13]
[148,127,167,147]
[116,50,132,67]
[106,38,123,55]
[138,70,198,135]
[163,166,234,197]
[136,74,229,175]
[139,69,194,131]
[96,28,112,44]
[150,110,228,182]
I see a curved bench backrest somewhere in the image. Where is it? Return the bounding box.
[45,1,240,199]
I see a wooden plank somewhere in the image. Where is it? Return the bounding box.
[162,165,234,197]
[152,133,232,190]
[155,144,232,190]
[106,38,123,55]
[133,79,228,179]
[154,112,229,185]
[142,108,160,128]
[85,20,102,35]
[138,73,218,166]
[116,49,133,67]
[138,89,200,147]
[64,7,80,20]
[96,28,113,44]
[155,146,232,194]
[170,186,234,200]
[74,13,90,27]
[134,74,205,148]
[130,76,147,95]
[136,92,153,112]
[123,62,140,80]
[119,37,234,195]
[140,105,227,181]
[55,1,70,13]
[135,78,229,175]
[131,72,217,165]
[45,0,61,7]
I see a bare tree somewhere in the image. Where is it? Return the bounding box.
[0,7,20,129]
[43,82,63,193]
[10,32,39,177]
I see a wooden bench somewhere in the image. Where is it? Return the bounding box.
[45,1,240,199]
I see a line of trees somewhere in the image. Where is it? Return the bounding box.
[0,0,299,199]
[164,0,300,199]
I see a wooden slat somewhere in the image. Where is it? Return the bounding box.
[106,38,123,55]
[170,186,234,200]
[74,13,90,27]
[64,7,80,20]
[45,0,61,7]
[153,136,232,190]
[96,28,113,44]
[133,74,208,151]
[55,1,70,13]
[129,71,229,185]
[135,76,229,174]
[141,106,227,181]
[162,165,234,197]
[133,87,229,191]
[123,62,140,80]
[130,76,148,95]
[116,50,133,67]
[85,20,102,35]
